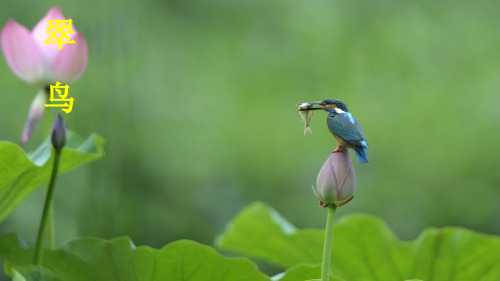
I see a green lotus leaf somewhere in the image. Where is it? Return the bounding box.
[0,234,270,281]
[0,131,105,222]
[217,202,500,281]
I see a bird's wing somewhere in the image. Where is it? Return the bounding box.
[327,113,367,146]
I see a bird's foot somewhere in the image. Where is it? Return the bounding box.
[332,146,343,153]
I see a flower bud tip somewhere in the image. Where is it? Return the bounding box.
[51,113,67,150]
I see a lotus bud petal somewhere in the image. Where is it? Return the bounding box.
[51,113,67,151]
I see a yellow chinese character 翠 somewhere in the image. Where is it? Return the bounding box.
[44,82,74,113]
[44,19,76,50]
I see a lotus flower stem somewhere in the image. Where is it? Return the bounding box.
[46,199,55,249]
[321,205,337,281]
[43,110,56,250]
[34,149,61,265]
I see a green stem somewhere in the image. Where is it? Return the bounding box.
[321,205,337,281]
[43,104,56,249]
[34,149,61,265]
[46,204,55,249]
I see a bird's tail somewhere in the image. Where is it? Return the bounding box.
[354,146,370,163]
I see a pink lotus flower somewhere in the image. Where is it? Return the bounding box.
[1,7,88,144]
[1,7,88,85]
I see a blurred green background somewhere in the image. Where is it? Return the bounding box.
[1,0,500,276]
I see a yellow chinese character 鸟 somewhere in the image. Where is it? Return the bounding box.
[44,82,74,113]
[44,19,76,50]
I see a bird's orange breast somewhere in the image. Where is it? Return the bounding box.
[330,131,351,148]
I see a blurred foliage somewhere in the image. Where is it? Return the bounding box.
[0,0,499,275]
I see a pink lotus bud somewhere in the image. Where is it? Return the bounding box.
[1,7,88,85]
[312,149,356,207]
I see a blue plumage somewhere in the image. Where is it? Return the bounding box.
[324,106,369,163]
[354,145,369,163]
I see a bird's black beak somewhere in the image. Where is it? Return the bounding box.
[309,101,324,105]
[297,101,325,111]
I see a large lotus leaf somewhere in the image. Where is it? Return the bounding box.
[217,202,500,281]
[0,234,270,281]
[272,264,345,281]
[0,132,105,222]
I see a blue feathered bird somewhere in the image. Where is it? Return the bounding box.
[314,99,369,163]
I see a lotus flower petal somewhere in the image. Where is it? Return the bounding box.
[331,149,356,200]
[317,162,338,203]
[311,185,323,203]
[51,32,88,83]
[32,7,77,66]
[20,90,46,145]
[1,19,44,84]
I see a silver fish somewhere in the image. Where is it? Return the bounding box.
[298,103,314,135]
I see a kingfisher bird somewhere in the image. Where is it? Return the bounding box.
[308,99,369,163]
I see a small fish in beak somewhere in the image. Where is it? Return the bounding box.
[298,103,314,135]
